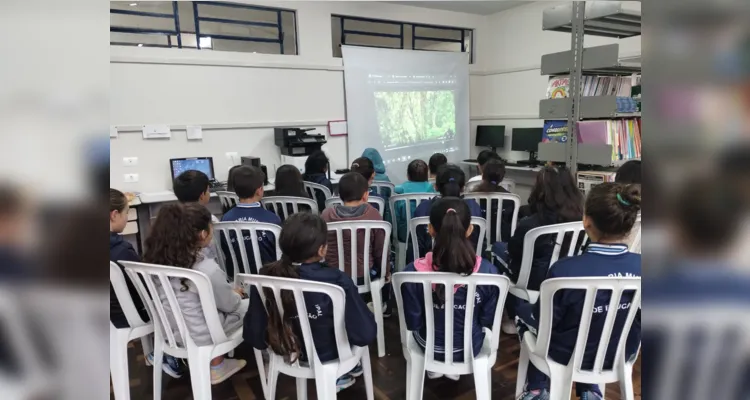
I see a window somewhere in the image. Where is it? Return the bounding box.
[110,1,298,55]
[331,15,473,63]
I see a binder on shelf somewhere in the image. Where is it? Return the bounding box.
[576,118,641,165]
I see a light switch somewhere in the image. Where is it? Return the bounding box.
[123,157,138,166]
[124,173,139,183]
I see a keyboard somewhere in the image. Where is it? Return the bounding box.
[208,180,227,192]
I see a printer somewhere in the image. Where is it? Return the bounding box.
[274,127,327,156]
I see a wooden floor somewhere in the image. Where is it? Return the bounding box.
[118,314,641,400]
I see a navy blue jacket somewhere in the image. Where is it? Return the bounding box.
[220,202,282,276]
[516,243,641,369]
[402,257,500,361]
[245,262,377,362]
[110,232,148,328]
[303,173,333,212]
[407,196,484,264]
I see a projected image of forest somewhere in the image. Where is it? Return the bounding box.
[374,91,456,149]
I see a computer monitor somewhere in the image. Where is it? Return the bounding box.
[475,125,505,151]
[170,157,215,180]
[511,128,544,165]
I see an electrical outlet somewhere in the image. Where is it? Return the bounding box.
[123,173,139,183]
[123,157,138,166]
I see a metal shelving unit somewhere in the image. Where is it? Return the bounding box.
[536,1,642,173]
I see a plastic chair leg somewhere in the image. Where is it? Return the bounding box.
[397,242,407,272]
[516,345,530,398]
[370,282,386,357]
[254,349,269,399]
[109,329,130,400]
[547,367,573,400]
[151,342,163,400]
[361,348,375,400]
[139,335,153,365]
[406,355,425,400]
[296,378,307,400]
[473,358,491,400]
[314,365,339,400]
[266,356,280,400]
[187,347,214,400]
[619,363,635,400]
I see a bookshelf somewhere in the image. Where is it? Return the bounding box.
[537,1,642,174]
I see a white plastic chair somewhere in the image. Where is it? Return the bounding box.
[389,193,435,271]
[324,196,386,217]
[510,221,588,304]
[216,191,239,212]
[121,261,247,400]
[408,216,487,261]
[326,220,392,357]
[370,181,395,197]
[304,181,333,200]
[630,214,641,254]
[465,179,515,193]
[262,196,319,220]
[464,192,521,246]
[212,221,282,280]
[236,274,375,400]
[392,272,511,400]
[110,262,155,400]
[516,277,641,400]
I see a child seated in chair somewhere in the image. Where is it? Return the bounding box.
[220,165,281,277]
[401,198,500,380]
[515,183,642,400]
[394,159,435,243]
[321,172,391,317]
[472,159,515,244]
[144,203,248,385]
[245,213,377,392]
[302,150,333,212]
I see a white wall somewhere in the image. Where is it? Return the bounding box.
[110,1,486,192]
[469,1,642,161]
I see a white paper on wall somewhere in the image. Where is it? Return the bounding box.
[110,126,118,138]
[186,125,203,140]
[142,124,171,139]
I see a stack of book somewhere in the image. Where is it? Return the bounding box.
[547,74,639,98]
[577,119,642,163]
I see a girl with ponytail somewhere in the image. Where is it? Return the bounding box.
[144,202,247,384]
[401,197,501,380]
[244,212,377,392]
[408,164,484,264]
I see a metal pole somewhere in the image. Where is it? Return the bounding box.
[172,1,182,48]
[193,2,201,49]
[566,1,586,175]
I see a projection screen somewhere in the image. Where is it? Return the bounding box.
[342,46,470,183]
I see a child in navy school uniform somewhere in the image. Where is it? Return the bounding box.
[471,158,515,243]
[303,150,333,212]
[220,166,281,277]
[515,183,642,400]
[245,213,377,392]
[401,198,500,380]
[408,164,483,264]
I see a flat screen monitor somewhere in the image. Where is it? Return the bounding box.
[511,128,544,152]
[170,157,215,180]
[475,125,506,148]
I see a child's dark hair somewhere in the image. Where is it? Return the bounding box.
[585,183,641,239]
[435,164,466,197]
[477,150,500,167]
[226,165,241,192]
[529,166,583,223]
[110,188,128,212]
[232,165,265,199]
[475,159,506,192]
[173,170,210,203]
[428,153,448,176]
[274,165,307,198]
[429,197,476,301]
[338,172,368,202]
[304,150,329,175]
[143,203,212,290]
[350,157,375,181]
[407,159,429,182]
[261,213,328,362]
[615,160,642,184]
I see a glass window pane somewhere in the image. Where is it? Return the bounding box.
[414,25,462,41]
[196,3,279,24]
[110,32,169,46]
[199,21,279,40]
[110,13,177,32]
[281,11,297,55]
[414,39,462,52]
[331,16,342,57]
[111,1,173,13]
[343,19,401,36]
[344,33,400,49]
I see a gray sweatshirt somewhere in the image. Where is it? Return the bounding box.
[157,249,244,346]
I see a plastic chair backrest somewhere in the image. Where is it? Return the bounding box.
[516,221,588,291]
[389,193,434,243]
[236,274,353,366]
[324,197,386,217]
[262,196,318,220]
[216,191,239,212]
[303,181,332,200]
[464,192,521,244]
[465,180,514,193]
[110,261,151,329]
[326,221,391,293]
[392,272,511,364]
[370,181,395,197]
[630,213,642,253]
[408,216,487,261]
[120,261,228,350]
[212,221,282,279]
[535,277,641,380]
